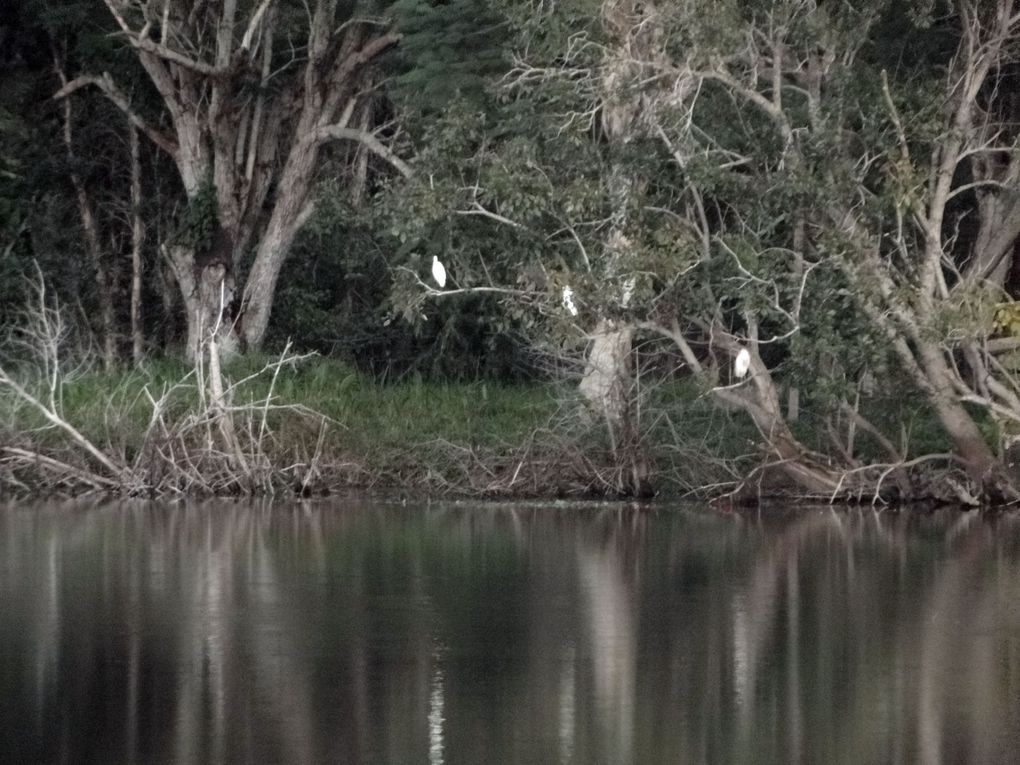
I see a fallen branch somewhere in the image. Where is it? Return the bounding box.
[0,447,119,490]
[0,368,127,482]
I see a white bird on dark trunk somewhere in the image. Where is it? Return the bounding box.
[734,347,751,379]
[431,256,447,288]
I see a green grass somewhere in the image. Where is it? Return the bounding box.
[0,353,810,496]
[0,354,563,482]
[3,352,961,498]
[220,355,558,455]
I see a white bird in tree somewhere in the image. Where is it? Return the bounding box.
[562,285,578,316]
[431,255,447,289]
[734,347,751,379]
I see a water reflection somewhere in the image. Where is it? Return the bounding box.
[2,501,1020,764]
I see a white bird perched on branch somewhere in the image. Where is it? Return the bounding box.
[734,347,751,379]
[562,285,578,316]
[431,255,447,288]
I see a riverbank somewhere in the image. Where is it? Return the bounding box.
[1,353,763,499]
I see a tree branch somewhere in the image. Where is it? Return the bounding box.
[53,73,179,157]
[335,31,401,83]
[696,67,793,142]
[241,0,276,51]
[102,0,227,77]
[310,125,412,177]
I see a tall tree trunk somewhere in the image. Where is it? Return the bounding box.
[574,0,659,495]
[74,187,118,370]
[580,320,649,494]
[56,60,117,369]
[580,321,632,425]
[238,144,319,349]
[165,245,238,362]
[129,124,144,365]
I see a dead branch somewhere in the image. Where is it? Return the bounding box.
[311,125,412,177]
[52,74,179,157]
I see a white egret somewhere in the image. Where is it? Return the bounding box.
[431,255,447,288]
[734,347,751,379]
[562,286,578,316]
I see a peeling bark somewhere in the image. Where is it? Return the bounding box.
[580,320,632,425]
[579,321,650,495]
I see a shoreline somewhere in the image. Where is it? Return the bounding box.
[0,354,1001,508]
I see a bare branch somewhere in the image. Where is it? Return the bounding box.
[102,0,228,77]
[53,73,179,157]
[0,366,127,482]
[454,204,527,230]
[311,125,412,177]
[241,0,276,51]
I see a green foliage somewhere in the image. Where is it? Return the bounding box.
[1,0,1015,495]
[390,0,508,114]
[270,173,536,380]
[992,302,1020,338]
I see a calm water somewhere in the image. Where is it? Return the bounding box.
[1,501,1020,764]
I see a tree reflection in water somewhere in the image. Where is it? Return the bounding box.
[1,501,1020,764]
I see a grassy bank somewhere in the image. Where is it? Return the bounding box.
[0,352,765,498]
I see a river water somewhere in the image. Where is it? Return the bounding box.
[1,500,1019,764]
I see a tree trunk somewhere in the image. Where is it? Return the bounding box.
[968,139,1020,287]
[573,0,663,496]
[734,355,845,496]
[166,245,238,362]
[917,344,1016,499]
[665,321,848,498]
[129,124,144,365]
[58,6,401,360]
[579,321,651,495]
[580,320,632,425]
[749,407,845,496]
[74,185,118,370]
[349,100,373,209]
[238,111,338,349]
[57,62,117,369]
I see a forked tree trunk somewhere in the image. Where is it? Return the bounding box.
[57,3,404,361]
